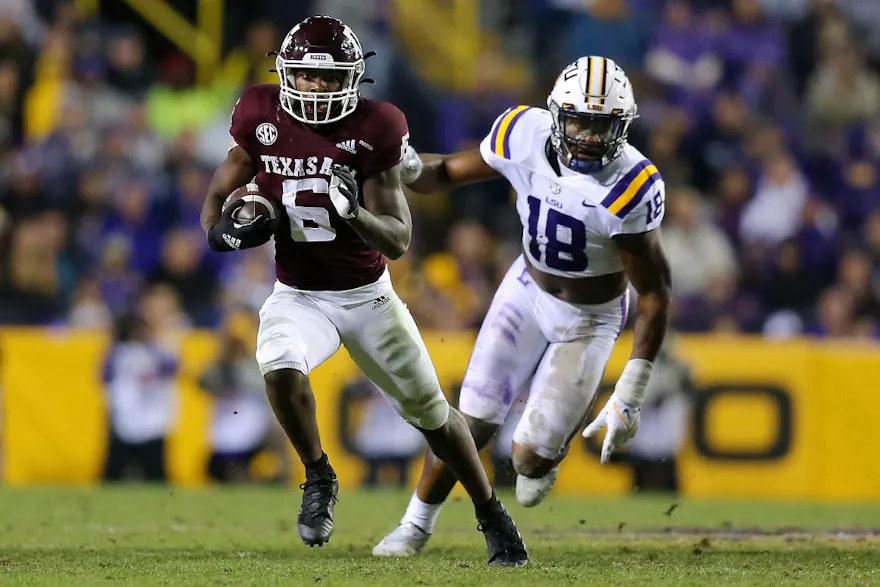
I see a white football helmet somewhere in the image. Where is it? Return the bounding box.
[547,56,638,172]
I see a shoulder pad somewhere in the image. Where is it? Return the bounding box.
[600,159,662,218]
[486,105,544,162]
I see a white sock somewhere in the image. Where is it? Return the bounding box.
[401,492,443,534]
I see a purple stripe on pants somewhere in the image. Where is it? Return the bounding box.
[617,291,629,336]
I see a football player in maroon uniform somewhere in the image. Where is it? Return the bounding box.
[199,16,527,566]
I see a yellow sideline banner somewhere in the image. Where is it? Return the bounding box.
[2,330,880,501]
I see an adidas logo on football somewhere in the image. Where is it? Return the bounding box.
[336,139,357,154]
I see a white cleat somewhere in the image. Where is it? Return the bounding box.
[372,522,431,557]
[516,466,560,507]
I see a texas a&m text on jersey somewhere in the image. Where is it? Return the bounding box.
[229,82,407,290]
[199,15,527,567]
[375,56,672,559]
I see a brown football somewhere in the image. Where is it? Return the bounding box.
[224,184,280,230]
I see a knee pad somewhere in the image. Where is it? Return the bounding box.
[512,417,566,462]
[394,386,450,431]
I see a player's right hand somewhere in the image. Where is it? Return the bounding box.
[399,145,423,185]
[207,198,270,252]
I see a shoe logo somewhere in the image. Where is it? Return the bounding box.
[371,295,389,309]
[336,139,357,154]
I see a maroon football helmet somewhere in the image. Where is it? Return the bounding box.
[275,16,366,125]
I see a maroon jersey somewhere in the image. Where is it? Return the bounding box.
[229,84,409,290]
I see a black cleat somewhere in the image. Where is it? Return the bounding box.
[476,499,529,568]
[297,466,338,547]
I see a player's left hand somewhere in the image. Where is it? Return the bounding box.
[330,165,359,220]
[582,394,640,464]
[399,145,423,184]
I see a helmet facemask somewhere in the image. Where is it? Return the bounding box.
[549,101,635,173]
[276,57,365,125]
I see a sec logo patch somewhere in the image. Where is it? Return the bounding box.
[256,122,278,146]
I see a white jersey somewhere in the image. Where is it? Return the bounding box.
[479,105,665,277]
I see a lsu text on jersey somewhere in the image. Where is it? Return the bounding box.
[458,103,665,467]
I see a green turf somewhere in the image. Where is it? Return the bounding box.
[2,487,880,586]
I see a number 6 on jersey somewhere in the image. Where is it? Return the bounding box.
[282,178,337,242]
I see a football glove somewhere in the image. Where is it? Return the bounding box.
[330,165,359,220]
[399,145,423,184]
[582,359,653,464]
[207,196,270,252]
[582,395,641,464]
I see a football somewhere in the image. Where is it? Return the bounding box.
[225,183,280,231]
[232,200,258,225]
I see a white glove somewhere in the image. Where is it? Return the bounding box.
[582,394,641,464]
[399,145,424,185]
[582,359,653,464]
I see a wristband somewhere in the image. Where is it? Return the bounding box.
[614,359,653,408]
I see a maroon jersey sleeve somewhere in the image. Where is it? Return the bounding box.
[361,101,410,178]
[228,85,270,154]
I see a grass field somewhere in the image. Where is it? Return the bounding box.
[2,487,880,586]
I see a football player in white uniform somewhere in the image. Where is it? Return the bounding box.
[373,56,672,557]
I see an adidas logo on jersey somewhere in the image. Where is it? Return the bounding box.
[371,295,389,309]
[336,139,357,154]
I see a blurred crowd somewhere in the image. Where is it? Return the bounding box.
[448,0,880,338]
[0,0,878,340]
